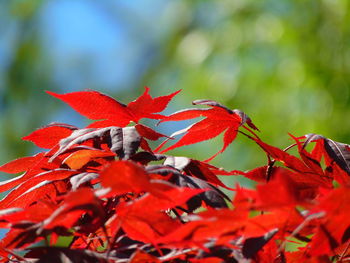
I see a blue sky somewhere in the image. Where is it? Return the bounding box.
[39,0,172,92]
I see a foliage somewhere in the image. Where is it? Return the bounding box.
[2,1,350,169]
[0,88,350,262]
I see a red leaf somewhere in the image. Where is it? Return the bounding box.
[46,90,132,126]
[22,123,77,149]
[127,87,181,121]
[310,138,324,163]
[309,186,350,256]
[119,187,205,214]
[115,187,204,243]
[130,250,161,263]
[256,168,301,208]
[159,108,215,122]
[190,258,223,263]
[0,169,75,209]
[285,249,332,263]
[86,119,127,128]
[160,119,231,154]
[255,139,311,172]
[120,210,180,244]
[289,134,325,176]
[0,202,55,227]
[100,160,151,195]
[47,88,180,127]
[1,227,45,249]
[159,107,237,124]
[252,137,334,189]
[0,150,65,193]
[135,124,169,141]
[0,153,45,174]
[158,100,251,160]
[205,126,238,162]
[237,166,269,183]
[43,188,104,230]
[155,208,244,246]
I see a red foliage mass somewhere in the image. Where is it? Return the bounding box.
[0,88,349,262]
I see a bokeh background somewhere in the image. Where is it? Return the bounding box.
[1,0,350,185]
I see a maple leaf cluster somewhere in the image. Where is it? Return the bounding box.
[0,88,350,262]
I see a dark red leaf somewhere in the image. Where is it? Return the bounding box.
[51,126,141,161]
[303,133,350,176]
[242,228,278,259]
[164,156,233,190]
[1,226,45,249]
[290,134,324,176]
[192,99,232,111]
[69,172,99,190]
[173,175,229,210]
[323,138,350,176]
[106,126,141,159]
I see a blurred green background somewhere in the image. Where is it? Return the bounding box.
[1,0,350,182]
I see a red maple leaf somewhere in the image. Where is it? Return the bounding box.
[2,87,349,262]
[46,87,180,128]
[157,99,258,161]
[22,123,77,149]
